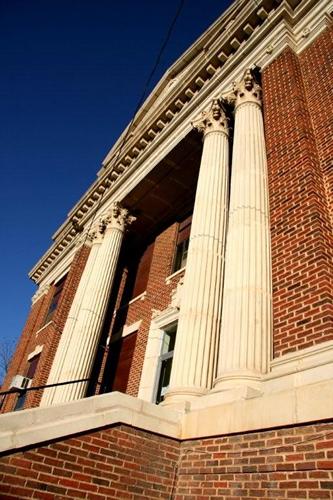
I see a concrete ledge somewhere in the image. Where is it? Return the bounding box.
[181,379,333,439]
[0,392,181,454]
[1,378,333,453]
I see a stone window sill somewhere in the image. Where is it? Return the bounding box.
[35,321,53,337]
[165,267,185,285]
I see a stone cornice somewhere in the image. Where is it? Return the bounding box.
[29,0,331,283]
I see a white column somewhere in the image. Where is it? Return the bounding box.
[214,69,272,392]
[41,203,135,406]
[163,100,230,405]
[41,228,102,406]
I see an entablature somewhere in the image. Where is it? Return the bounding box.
[29,0,331,284]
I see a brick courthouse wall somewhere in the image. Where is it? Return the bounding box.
[1,421,333,499]
[102,27,333,395]
[0,425,180,499]
[119,222,184,398]
[0,20,333,500]
[3,27,333,409]
[262,28,333,358]
[300,26,333,227]
[175,421,333,499]
[1,245,90,412]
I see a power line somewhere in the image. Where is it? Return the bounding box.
[76,0,186,243]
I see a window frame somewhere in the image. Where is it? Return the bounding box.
[43,275,67,325]
[153,322,177,404]
[173,214,192,273]
[14,353,40,411]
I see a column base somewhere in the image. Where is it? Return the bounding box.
[213,370,263,394]
[161,386,208,407]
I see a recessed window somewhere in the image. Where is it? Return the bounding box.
[155,324,177,404]
[131,241,154,299]
[173,214,192,272]
[14,354,40,411]
[14,392,27,411]
[43,275,67,325]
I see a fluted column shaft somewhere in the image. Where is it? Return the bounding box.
[41,203,135,406]
[41,232,101,406]
[164,100,229,404]
[214,70,272,391]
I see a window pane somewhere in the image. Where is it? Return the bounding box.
[156,357,173,403]
[43,275,67,325]
[26,354,40,379]
[14,392,27,411]
[155,324,177,404]
[174,238,189,272]
[161,326,176,355]
[131,241,154,298]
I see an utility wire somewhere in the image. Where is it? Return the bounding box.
[25,1,187,404]
[76,0,186,243]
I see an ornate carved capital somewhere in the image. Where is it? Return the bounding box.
[192,99,229,137]
[77,220,105,247]
[231,68,262,109]
[101,202,136,232]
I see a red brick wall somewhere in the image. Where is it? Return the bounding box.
[127,223,181,396]
[0,424,179,499]
[99,28,333,393]
[175,421,333,499]
[300,26,333,227]
[262,37,333,357]
[1,421,332,499]
[99,221,186,398]
[4,30,333,410]
[1,244,91,413]
[27,244,91,408]
[1,291,49,412]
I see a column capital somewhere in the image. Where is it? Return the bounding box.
[229,68,262,109]
[192,99,229,137]
[74,225,100,248]
[84,221,105,246]
[101,202,136,232]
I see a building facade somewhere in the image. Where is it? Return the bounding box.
[1,0,333,498]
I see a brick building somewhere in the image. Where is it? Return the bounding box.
[1,0,333,498]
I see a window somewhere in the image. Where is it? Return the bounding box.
[103,331,138,394]
[43,275,67,325]
[26,354,40,379]
[173,214,192,272]
[155,324,177,404]
[131,241,154,299]
[14,392,27,411]
[14,354,40,411]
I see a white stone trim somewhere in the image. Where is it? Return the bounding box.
[1,373,332,452]
[35,321,53,336]
[138,307,179,403]
[128,291,146,305]
[109,320,142,344]
[27,345,43,361]
[54,267,70,285]
[29,0,332,284]
[31,284,50,305]
[0,392,181,454]
[182,378,333,439]
[165,267,185,285]
[35,244,77,287]
[270,339,333,375]
[123,320,142,337]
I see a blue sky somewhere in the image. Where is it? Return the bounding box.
[0,0,232,351]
